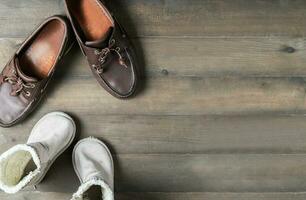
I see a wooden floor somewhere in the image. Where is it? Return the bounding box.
[1,0,306,199]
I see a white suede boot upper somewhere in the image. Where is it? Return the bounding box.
[72,138,114,200]
[0,112,76,193]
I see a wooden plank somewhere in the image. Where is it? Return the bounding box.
[135,37,306,78]
[30,154,306,192]
[110,0,306,37]
[0,0,62,38]
[2,37,306,78]
[1,39,306,115]
[2,192,306,200]
[116,192,306,200]
[18,76,306,116]
[2,115,306,154]
[1,0,306,37]
[0,67,304,115]
[0,192,69,200]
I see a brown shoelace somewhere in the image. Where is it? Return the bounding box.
[92,39,128,74]
[0,73,35,96]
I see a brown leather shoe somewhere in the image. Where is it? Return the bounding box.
[0,16,73,127]
[64,0,139,98]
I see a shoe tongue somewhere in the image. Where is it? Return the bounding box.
[85,27,114,48]
[14,57,38,83]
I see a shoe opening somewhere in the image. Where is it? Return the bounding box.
[72,178,114,200]
[0,150,36,186]
[0,144,41,193]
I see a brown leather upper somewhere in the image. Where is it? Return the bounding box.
[0,16,73,127]
[65,0,139,98]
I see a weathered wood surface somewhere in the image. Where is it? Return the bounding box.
[1,0,306,198]
[3,192,306,200]
[1,38,306,116]
[1,0,306,37]
[19,154,306,192]
[13,77,306,115]
[1,37,306,78]
[2,114,306,154]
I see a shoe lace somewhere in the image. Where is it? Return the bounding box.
[92,39,128,74]
[0,72,35,97]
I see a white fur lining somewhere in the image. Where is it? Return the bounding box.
[71,178,114,200]
[0,144,41,194]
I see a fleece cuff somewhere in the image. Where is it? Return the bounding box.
[71,177,114,200]
[0,144,41,193]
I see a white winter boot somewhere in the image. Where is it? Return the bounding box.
[0,112,76,193]
[72,137,114,200]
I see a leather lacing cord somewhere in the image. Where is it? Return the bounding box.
[92,39,128,74]
[0,73,35,97]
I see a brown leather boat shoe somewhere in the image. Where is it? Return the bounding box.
[0,16,73,127]
[64,0,139,98]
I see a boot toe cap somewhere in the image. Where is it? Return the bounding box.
[73,138,114,186]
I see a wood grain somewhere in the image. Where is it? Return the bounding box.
[2,37,306,78]
[110,0,306,37]
[2,114,306,154]
[2,192,306,200]
[24,76,306,115]
[1,0,306,37]
[0,69,304,116]
[1,0,306,198]
[116,192,306,200]
[27,154,306,193]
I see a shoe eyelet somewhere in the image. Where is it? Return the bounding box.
[97,68,103,74]
[110,39,115,46]
[25,91,31,97]
[94,50,100,55]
